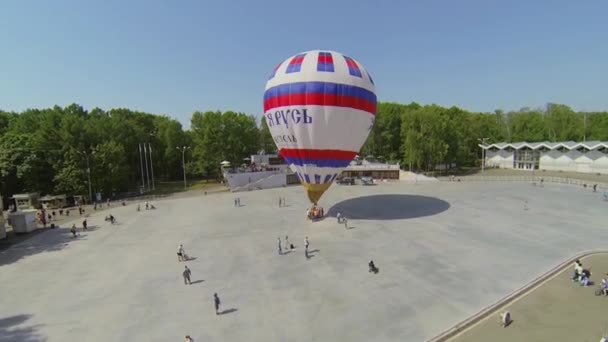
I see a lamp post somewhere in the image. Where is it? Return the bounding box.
[77,150,94,204]
[478,138,489,172]
[176,146,190,189]
[143,143,150,192]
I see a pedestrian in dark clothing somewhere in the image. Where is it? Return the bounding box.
[277,237,282,255]
[70,224,77,238]
[304,236,309,258]
[183,266,192,285]
[82,219,87,231]
[278,197,282,208]
[234,198,237,207]
[369,260,378,273]
[214,293,221,315]
[237,198,241,206]
[594,184,598,192]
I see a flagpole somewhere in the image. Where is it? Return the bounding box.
[143,143,151,192]
[139,144,145,192]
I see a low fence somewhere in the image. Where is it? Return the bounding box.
[437,175,608,192]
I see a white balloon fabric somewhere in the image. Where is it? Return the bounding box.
[264,50,377,204]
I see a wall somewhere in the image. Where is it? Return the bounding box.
[225,171,287,192]
[486,150,514,169]
[538,150,608,175]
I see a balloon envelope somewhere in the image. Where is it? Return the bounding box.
[264,50,376,204]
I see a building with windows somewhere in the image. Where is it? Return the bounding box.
[479,141,608,174]
[224,153,404,192]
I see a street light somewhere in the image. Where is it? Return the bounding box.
[478,138,489,172]
[77,150,95,204]
[176,146,190,189]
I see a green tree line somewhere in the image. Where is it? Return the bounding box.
[362,102,608,171]
[1,102,606,199]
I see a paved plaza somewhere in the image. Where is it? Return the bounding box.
[449,252,608,342]
[0,181,607,341]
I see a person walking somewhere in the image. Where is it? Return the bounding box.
[82,219,87,231]
[214,293,221,315]
[183,266,192,285]
[277,237,282,255]
[234,198,237,207]
[343,217,348,229]
[278,197,282,208]
[337,212,341,223]
[285,236,291,251]
[70,224,77,238]
[178,244,185,262]
[304,236,309,258]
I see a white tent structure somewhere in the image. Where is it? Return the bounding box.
[479,141,608,174]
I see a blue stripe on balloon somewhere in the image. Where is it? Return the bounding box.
[324,174,332,183]
[314,174,321,184]
[264,82,376,105]
[284,157,352,168]
[304,174,311,183]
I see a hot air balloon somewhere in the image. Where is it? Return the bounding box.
[263,50,376,205]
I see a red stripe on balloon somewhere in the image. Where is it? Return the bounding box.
[264,94,376,115]
[280,148,358,160]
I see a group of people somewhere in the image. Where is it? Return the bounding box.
[572,259,608,299]
[277,236,295,255]
[69,219,88,238]
[307,206,324,220]
[137,201,156,211]
[572,259,593,287]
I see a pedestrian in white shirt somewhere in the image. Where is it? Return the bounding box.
[177,244,185,262]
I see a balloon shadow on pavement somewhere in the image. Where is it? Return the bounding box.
[0,314,45,342]
[327,194,450,220]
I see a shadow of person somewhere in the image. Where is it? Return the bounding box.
[190,280,204,285]
[219,308,238,315]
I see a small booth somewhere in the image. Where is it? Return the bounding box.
[39,194,67,209]
[8,210,37,233]
[72,195,85,207]
[11,193,40,210]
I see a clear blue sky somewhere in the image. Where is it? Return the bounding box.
[1,0,607,128]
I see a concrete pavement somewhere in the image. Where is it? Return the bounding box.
[0,181,606,341]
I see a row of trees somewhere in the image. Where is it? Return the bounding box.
[0,104,191,199]
[362,102,608,171]
[1,102,606,199]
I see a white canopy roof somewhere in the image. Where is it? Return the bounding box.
[479,141,608,151]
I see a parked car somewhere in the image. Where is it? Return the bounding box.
[337,177,355,185]
[361,177,375,185]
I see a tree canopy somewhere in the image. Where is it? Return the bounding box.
[0,102,606,200]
